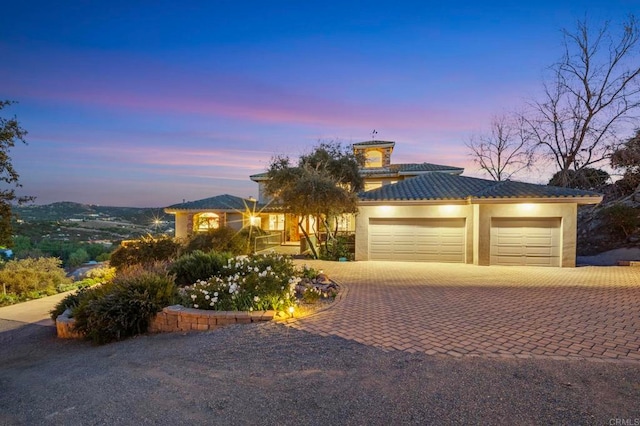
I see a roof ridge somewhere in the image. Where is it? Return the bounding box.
[472,179,509,197]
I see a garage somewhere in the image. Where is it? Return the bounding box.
[369,218,466,262]
[490,218,561,266]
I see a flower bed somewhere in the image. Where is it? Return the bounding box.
[179,253,301,312]
[54,252,339,341]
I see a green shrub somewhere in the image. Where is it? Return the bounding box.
[184,226,267,255]
[181,252,299,311]
[599,204,640,238]
[320,235,353,261]
[59,265,117,293]
[301,287,322,303]
[72,264,177,344]
[50,289,87,321]
[67,248,90,268]
[169,250,231,286]
[109,237,181,270]
[300,264,319,279]
[0,293,19,307]
[0,257,71,297]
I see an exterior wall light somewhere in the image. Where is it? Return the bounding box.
[518,203,536,212]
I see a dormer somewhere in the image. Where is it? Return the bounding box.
[353,140,395,168]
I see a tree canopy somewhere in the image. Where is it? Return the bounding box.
[611,129,640,195]
[0,101,33,246]
[548,167,610,190]
[264,142,363,258]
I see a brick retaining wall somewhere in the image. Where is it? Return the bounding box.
[56,309,84,339]
[55,305,278,339]
[147,305,276,333]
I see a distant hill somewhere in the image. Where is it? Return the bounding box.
[14,202,171,226]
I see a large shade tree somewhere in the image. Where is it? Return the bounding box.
[0,101,33,246]
[263,142,364,259]
[523,16,640,187]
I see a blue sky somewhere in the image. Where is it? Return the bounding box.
[1,1,635,206]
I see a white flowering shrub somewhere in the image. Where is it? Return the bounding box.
[180,252,300,311]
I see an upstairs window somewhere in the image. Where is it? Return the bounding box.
[365,150,383,168]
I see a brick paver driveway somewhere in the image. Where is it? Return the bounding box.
[289,261,640,362]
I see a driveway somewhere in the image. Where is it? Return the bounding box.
[1,264,639,423]
[290,261,640,362]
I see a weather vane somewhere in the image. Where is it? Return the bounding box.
[371,129,378,140]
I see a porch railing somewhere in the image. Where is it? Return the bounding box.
[254,231,283,253]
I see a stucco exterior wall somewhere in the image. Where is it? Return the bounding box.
[474,202,577,267]
[225,212,245,231]
[356,201,579,267]
[173,211,245,239]
[174,212,192,239]
[355,203,473,262]
[257,182,273,204]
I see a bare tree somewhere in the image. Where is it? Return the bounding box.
[524,16,640,187]
[466,114,534,181]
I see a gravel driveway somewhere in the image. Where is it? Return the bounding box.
[1,319,639,425]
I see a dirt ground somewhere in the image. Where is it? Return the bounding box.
[1,320,639,425]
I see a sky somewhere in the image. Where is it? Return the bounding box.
[1,0,636,207]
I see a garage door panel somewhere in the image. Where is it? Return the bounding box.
[490,218,561,267]
[369,218,465,262]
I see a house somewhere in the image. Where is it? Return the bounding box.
[165,140,603,267]
[165,194,260,238]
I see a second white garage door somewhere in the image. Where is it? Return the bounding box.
[490,218,561,266]
[369,218,466,262]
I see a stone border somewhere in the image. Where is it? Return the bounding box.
[56,309,83,339]
[55,279,344,339]
[55,305,277,339]
[149,305,276,332]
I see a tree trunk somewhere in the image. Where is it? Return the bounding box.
[298,217,318,259]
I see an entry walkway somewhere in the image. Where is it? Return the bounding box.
[0,291,73,333]
[289,261,640,362]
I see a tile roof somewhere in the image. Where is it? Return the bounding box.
[358,173,602,202]
[252,162,463,180]
[166,194,257,211]
[359,163,464,176]
[391,163,464,174]
[352,140,395,147]
[249,172,269,181]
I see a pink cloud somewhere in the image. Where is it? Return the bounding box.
[1,46,485,134]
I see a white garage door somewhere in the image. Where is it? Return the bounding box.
[490,218,561,267]
[369,218,466,262]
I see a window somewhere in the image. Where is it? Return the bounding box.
[337,215,351,231]
[365,150,383,168]
[269,214,285,231]
[195,212,220,232]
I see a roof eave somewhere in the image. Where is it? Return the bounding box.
[397,169,464,176]
[357,198,468,206]
[468,195,603,205]
[164,208,251,214]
